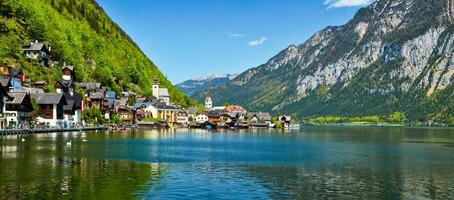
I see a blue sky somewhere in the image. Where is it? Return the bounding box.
[96,0,371,83]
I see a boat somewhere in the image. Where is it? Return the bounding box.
[289,124,301,129]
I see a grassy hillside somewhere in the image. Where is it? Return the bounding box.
[0,0,196,107]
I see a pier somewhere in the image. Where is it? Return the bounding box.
[0,126,107,136]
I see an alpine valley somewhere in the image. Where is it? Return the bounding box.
[203,0,454,122]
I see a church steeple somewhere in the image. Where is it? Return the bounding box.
[205,81,213,109]
[152,77,160,99]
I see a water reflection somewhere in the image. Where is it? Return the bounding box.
[0,127,453,199]
[0,134,166,199]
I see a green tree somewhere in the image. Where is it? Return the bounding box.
[387,112,406,123]
[82,107,105,125]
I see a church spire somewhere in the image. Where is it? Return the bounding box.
[205,80,213,109]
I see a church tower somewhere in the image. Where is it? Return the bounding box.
[152,78,160,99]
[205,81,213,109]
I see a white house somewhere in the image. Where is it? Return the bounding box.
[31,93,67,127]
[4,92,32,128]
[176,110,189,126]
[195,113,209,124]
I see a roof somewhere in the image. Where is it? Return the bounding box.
[31,93,66,105]
[115,97,128,107]
[279,115,292,121]
[184,108,197,115]
[156,104,178,110]
[221,112,237,118]
[117,105,135,112]
[211,106,226,111]
[33,80,47,85]
[257,112,272,121]
[105,91,116,99]
[6,92,27,104]
[205,110,222,117]
[62,65,74,72]
[63,94,81,111]
[22,42,48,52]
[136,97,147,103]
[134,102,154,109]
[159,88,169,97]
[55,79,73,88]
[76,83,101,90]
[89,92,104,99]
[248,112,272,121]
[104,99,115,109]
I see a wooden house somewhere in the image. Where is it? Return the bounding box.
[31,93,67,127]
[21,41,51,66]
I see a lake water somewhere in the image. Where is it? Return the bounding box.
[0,127,454,199]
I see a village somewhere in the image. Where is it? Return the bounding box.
[0,41,295,131]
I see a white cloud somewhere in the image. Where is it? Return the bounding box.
[226,31,246,38]
[248,37,267,46]
[324,0,371,8]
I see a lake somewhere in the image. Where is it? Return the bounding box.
[0,127,454,199]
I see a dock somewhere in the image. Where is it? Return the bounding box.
[0,127,107,136]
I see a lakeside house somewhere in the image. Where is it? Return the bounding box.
[103,91,116,120]
[134,102,155,120]
[206,110,222,125]
[63,93,82,127]
[117,106,135,125]
[0,79,11,129]
[247,112,272,127]
[155,105,178,125]
[4,92,32,128]
[195,113,209,124]
[177,110,189,126]
[278,115,292,129]
[31,93,67,127]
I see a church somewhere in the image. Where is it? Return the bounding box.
[152,78,171,105]
[204,81,212,109]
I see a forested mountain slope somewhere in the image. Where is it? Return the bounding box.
[0,0,195,107]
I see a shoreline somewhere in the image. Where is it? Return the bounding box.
[0,126,107,136]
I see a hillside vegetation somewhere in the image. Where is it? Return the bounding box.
[0,0,195,107]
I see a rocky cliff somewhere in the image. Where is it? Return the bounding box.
[212,0,454,121]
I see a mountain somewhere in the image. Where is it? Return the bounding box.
[0,0,195,107]
[210,0,454,122]
[176,73,238,96]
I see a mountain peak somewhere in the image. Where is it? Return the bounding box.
[212,0,454,122]
[191,73,239,82]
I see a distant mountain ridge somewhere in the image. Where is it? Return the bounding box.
[176,73,238,96]
[208,0,454,122]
